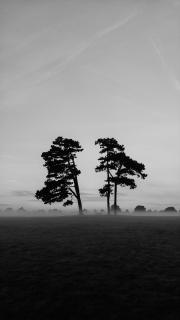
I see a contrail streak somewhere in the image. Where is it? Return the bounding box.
[149,35,180,94]
[0,23,61,60]
[108,94,168,119]
[36,11,138,83]
[94,11,138,39]
[83,66,153,99]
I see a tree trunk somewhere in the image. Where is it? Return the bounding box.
[114,182,117,215]
[107,192,110,215]
[107,154,110,215]
[74,176,83,215]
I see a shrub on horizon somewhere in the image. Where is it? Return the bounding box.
[110,204,121,212]
[164,207,177,212]
[16,207,27,213]
[37,209,46,214]
[134,205,146,212]
[4,207,14,213]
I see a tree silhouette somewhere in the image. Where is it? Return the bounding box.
[164,207,177,212]
[95,138,124,214]
[35,136,83,215]
[95,138,147,215]
[134,205,146,212]
[110,151,147,215]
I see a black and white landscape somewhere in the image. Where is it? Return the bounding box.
[0,0,180,319]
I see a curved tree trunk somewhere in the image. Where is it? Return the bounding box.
[74,176,83,215]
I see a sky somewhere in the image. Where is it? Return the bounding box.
[0,0,180,213]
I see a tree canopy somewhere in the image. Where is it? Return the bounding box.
[35,136,83,214]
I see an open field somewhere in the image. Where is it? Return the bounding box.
[0,215,180,320]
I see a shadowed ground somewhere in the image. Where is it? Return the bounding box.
[0,215,180,320]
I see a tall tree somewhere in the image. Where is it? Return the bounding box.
[35,137,83,215]
[95,138,124,214]
[109,151,148,215]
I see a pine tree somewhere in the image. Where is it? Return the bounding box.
[95,138,147,215]
[95,138,124,214]
[109,151,147,215]
[35,137,83,215]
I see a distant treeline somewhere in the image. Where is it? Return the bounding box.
[0,205,179,215]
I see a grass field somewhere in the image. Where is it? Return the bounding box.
[0,215,180,320]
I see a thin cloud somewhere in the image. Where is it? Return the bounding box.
[94,11,138,39]
[81,192,97,196]
[117,193,128,196]
[82,196,104,202]
[146,191,180,200]
[0,154,24,160]
[83,66,154,100]
[82,188,98,191]
[2,164,39,168]
[107,95,166,118]
[146,202,162,206]
[36,11,138,83]
[10,190,35,197]
[149,35,180,94]
[0,23,61,60]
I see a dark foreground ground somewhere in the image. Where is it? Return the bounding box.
[0,215,180,320]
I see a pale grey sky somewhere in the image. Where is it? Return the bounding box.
[0,0,180,212]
